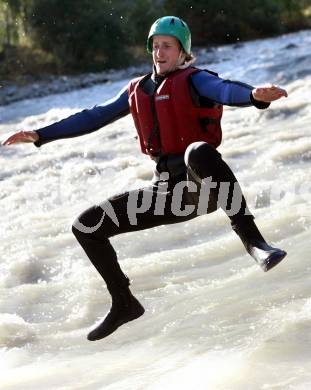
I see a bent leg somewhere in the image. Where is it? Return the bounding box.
[72,183,196,341]
[72,183,196,289]
[184,142,287,271]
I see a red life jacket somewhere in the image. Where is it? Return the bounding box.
[128,67,223,156]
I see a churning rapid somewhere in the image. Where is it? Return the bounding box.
[0,29,311,390]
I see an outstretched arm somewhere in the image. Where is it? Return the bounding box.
[2,84,130,147]
[191,70,287,108]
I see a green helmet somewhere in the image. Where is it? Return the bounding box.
[147,16,191,55]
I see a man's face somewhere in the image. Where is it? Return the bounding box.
[152,35,181,75]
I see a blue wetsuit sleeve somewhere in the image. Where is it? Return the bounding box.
[191,71,270,109]
[34,84,130,147]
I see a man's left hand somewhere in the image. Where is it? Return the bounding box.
[252,84,288,102]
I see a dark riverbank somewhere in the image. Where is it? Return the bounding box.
[0,64,151,106]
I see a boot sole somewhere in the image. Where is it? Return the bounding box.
[261,250,287,272]
[87,304,145,341]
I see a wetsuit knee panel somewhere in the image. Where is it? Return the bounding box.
[72,205,110,237]
[185,141,221,177]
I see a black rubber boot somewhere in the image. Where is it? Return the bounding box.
[231,216,287,272]
[87,286,145,341]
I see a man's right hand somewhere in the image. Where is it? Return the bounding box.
[1,130,39,145]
